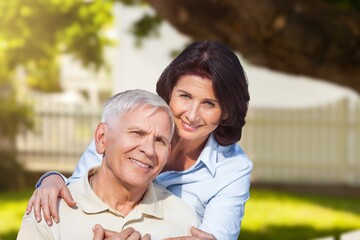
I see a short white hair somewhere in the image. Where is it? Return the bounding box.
[101,89,174,138]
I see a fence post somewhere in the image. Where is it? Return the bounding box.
[346,98,360,186]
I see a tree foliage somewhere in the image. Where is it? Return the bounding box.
[0,0,114,126]
[0,0,114,91]
[147,0,360,93]
[326,0,360,10]
[0,0,114,175]
[0,0,360,93]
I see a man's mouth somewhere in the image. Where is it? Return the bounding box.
[130,158,152,169]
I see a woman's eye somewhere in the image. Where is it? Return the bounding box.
[204,101,215,108]
[180,94,190,99]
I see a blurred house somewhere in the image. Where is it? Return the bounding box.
[16,52,113,172]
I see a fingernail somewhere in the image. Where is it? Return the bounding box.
[47,220,52,226]
[92,225,99,232]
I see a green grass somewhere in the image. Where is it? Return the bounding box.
[0,189,32,240]
[241,189,360,240]
[1,188,360,240]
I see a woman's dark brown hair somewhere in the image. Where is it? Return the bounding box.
[156,41,250,146]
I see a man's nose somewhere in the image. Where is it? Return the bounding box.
[138,136,156,157]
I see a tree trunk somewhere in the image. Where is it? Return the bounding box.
[147,0,360,94]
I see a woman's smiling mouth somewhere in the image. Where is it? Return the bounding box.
[181,120,200,131]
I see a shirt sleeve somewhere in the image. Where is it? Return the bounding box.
[17,214,52,240]
[69,140,103,183]
[198,163,252,240]
[35,171,69,188]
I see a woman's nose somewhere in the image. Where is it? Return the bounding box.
[185,103,200,122]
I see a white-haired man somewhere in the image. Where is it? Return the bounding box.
[17,89,198,240]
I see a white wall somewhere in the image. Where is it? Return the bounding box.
[112,3,189,93]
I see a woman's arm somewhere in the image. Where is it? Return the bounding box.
[25,140,102,226]
[70,140,103,182]
[199,167,252,240]
[26,174,73,226]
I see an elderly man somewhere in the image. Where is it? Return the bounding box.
[17,89,198,240]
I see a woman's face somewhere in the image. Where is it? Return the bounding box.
[169,75,223,143]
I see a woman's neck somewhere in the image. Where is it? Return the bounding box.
[163,134,208,172]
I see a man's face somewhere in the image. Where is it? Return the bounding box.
[96,105,172,189]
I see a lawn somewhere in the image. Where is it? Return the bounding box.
[241,189,360,240]
[1,188,360,240]
[0,189,32,240]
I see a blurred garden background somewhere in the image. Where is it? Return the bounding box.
[0,1,360,239]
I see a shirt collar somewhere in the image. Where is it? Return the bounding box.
[72,167,163,219]
[198,134,226,177]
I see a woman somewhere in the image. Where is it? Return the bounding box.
[27,41,252,240]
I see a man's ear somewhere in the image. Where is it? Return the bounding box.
[168,144,172,157]
[95,123,107,154]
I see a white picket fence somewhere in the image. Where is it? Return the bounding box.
[17,105,101,172]
[240,97,360,186]
[17,97,360,186]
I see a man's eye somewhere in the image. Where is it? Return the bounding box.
[155,138,166,146]
[132,131,144,136]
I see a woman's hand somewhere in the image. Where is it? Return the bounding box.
[164,227,216,240]
[92,225,151,240]
[25,174,76,226]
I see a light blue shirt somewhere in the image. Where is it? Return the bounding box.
[39,134,252,240]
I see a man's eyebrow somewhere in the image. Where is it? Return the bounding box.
[127,126,145,132]
[155,135,170,145]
